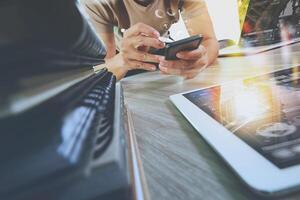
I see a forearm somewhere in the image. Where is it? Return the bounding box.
[201,37,219,65]
[93,24,161,80]
[90,32,128,80]
[183,1,219,66]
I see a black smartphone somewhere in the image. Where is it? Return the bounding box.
[164,35,203,60]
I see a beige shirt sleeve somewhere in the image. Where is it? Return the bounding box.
[83,0,116,33]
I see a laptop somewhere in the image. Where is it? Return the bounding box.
[170,65,300,196]
[219,0,300,56]
[0,0,147,199]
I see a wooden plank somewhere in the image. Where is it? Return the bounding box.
[121,43,300,200]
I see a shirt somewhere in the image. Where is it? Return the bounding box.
[84,0,206,37]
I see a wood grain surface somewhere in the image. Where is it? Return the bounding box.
[121,43,300,200]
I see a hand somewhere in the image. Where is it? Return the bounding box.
[158,45,209,79]
[112,23,165,72]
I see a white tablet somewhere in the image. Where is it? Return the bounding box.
[170,66,300,196]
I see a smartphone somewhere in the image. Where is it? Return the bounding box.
[164,35,203,60]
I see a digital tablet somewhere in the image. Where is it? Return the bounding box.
[170,66,300,196]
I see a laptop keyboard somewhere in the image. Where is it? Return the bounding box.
[84,73,116,160]
[56,69,116,163]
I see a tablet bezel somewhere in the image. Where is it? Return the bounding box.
[170,82,300,196]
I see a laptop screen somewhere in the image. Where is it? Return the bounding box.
[240,0,300,46]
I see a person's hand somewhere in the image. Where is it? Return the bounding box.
[112,23,165,72]
[158,45,209,79]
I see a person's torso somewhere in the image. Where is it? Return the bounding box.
[113,0,180,36]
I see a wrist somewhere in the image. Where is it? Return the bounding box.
[105,55,129,80]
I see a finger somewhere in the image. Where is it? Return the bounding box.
[176,45,206,60]
[159,65,184,76]
[124,23,160,38]
[128,60,157,71]
[176,49,203,60]
[133,35,165,49]
[128,50,162,63]
[197,56,209,68]
[159,58,193,70]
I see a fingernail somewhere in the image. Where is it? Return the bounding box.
[176,53,182,58]
[151,67,156,71]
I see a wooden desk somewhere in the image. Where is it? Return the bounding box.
[121,43,300,200]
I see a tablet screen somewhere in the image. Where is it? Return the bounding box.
[183,66,300,169]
